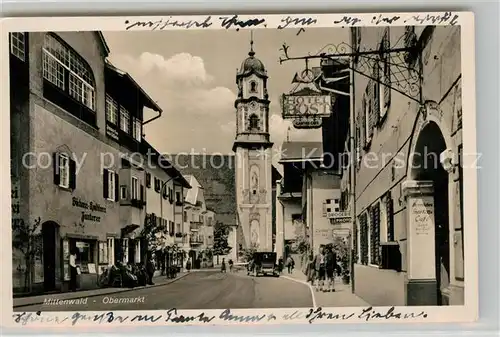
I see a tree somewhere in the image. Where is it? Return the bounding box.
[140,213,163,255]
[12,217,42,292]
[213,222,231,264]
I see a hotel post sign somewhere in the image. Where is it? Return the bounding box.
[281,93,333,129]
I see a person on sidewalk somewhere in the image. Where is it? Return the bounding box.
[304,253,315,283]
[221,258,227,273]
[69,249,78,292]
[286,255,295,274]
[313,246,326,292]
[228,259,234,272]
[146,255,156,285]
[324,246,337,292]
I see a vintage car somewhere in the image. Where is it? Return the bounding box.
[247,252,279,277]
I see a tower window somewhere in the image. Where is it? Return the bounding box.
[249,114,260,131]
[249,81,257,93]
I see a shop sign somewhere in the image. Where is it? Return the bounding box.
[292,117,322,129]
[314,228,334,240]
[73,197,106,223]
[327,211,350,219]
[282,94,332,118]
[106,123,119,141]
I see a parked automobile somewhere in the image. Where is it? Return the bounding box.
[247,252,279,277]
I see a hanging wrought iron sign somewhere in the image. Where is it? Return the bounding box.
[282,93,333,119]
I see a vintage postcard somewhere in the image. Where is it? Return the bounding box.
[1,11,478,328]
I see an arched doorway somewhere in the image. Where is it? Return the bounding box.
[411,121,450,305]
[42,221,60,291]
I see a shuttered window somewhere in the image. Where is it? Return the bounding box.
[386,193,395,242]
[353,221,359,263]
[379,27,391,120]
[359,212,369,265]
[367,78,378,140]
[370,203,381,265]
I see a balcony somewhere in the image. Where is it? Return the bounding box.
[190,221,203,231]
[190,236,203,245]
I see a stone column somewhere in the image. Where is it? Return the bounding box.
[402,180,438,306]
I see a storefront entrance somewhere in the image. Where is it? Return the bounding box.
[42,221,59,291]
[411,121,450,305]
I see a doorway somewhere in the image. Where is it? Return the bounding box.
[411,121,450,305]
[42,221,59,291]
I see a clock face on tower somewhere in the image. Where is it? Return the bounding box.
[249,101,258,112]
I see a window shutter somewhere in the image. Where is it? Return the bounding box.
[114,173,119,202]
[140,185,145,203]
[386,196,395,241]
[353,221,358,263]
[370,203,380,265]
[361,99,367,145]
[103,169,109,199]
[360,213,369,265]
[367,81,378,137]
[53,153,60,185]
[69,159,76,190]
[382,28,391,113]
[146,173,151,188]
[372,63,380,124]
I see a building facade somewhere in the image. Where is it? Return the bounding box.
[349,25,464,306]
[232,40,274,252]
[10,31,165,294]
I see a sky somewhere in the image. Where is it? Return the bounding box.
[103,27,348,165]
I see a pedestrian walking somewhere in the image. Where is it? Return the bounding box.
[278,257,284,274]
[186,259,192,272]
[324,246,337,292]
[221,258,227,273]
[313,245,326,292]
[228,259,234,272]
[286,255,295,274]
[304,253,315,283]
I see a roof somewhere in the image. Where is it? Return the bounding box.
[139,140,191,188]
[105,60,162,113]
[237,46,267,79]
[279,141,323,163]
[96,32,110,56]
[173,154,237,227]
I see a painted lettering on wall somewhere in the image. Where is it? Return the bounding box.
[73,197,106,223]
[411,200,433,236]
[72,197,107,213]
[12,182,20,217]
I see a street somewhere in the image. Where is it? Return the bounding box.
[15,271,313,311]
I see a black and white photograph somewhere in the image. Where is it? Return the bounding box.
[3,12,478,326]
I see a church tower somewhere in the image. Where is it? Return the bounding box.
[233,32,274,252]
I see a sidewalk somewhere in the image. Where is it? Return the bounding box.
[13,272,189,308]
[281,268,369,308]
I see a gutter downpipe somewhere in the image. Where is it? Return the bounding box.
[349,45,357,294]
[142,110,162,126]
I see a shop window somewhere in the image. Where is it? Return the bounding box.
[369,202,381,266]
[42,34,95,111]
[98,241,108,264]
[75,240,95,273]
[107,237,115,266]
[131,176,139,200]
[10,32,26,61]
[120,106,130,133]
[146,172,151,188]
[105,94,118,125]
[103,169,119,201]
